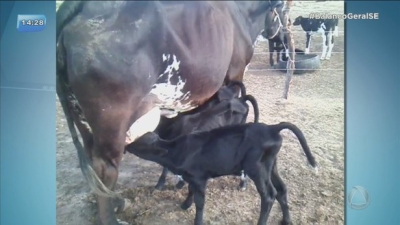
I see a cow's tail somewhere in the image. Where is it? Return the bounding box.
[56,1,85,40]
[333,20,339,37]
[269,122,317,168]
[228,80,247,96]
[242,95,259,123]
[56,1,120,198]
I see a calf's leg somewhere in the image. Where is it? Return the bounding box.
[246,165,276,225]
[271,160,292,225]
[269,41,275,67]
[238,170,248,191]
[175,175,186,189]
[181,183,194,210]
[193,180,207,225]
[155,167,169,190]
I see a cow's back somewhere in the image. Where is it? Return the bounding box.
[59,1,240,107]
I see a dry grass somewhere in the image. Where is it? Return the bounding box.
[56,1,344,225]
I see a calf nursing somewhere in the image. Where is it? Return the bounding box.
[151,80,259,191]
[126,122,317,225]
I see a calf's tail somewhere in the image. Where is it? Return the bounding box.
[227,80,247,96]
[56,1,120,198]
[242,95,259,123]
[270,122,317,168]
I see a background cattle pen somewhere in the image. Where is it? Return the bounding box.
[56,1,345,225]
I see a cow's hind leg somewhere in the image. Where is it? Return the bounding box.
[320,32,328,60]
[271,160,292,225]
[326,31,334,60]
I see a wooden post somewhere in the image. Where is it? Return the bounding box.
[281,0,295,99]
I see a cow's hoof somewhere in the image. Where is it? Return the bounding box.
[114,198,132,214]
[154,184,165,191]
[238,183,247,191]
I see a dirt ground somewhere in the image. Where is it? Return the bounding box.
[56,1,344,225]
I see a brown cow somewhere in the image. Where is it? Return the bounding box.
[56,1,283,224]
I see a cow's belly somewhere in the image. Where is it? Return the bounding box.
[149,53,224,116]
[126,53,224,143]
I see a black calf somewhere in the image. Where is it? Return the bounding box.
[262,28,289,67]
[126,122,317,225]
[262,2,289,67]
[292,16,339,60]
[152,80,259,191]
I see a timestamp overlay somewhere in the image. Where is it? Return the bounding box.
[17,14,47,32]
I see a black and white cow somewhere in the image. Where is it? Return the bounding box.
[292,16,339,60]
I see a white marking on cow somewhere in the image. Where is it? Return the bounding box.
[320,33,328,60]
[162,54,168,62]
[326,31,334,60]
[305,36,311,54]
[126,106,161,142]
[240,171,246,181]
[134,19,142,28]
[334,26,339,37]
[151,54,196,113]
[320,23,326,31]
[176,175,184,182]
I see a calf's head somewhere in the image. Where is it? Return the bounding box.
[125,132,168,159]
[292,16,303,26]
